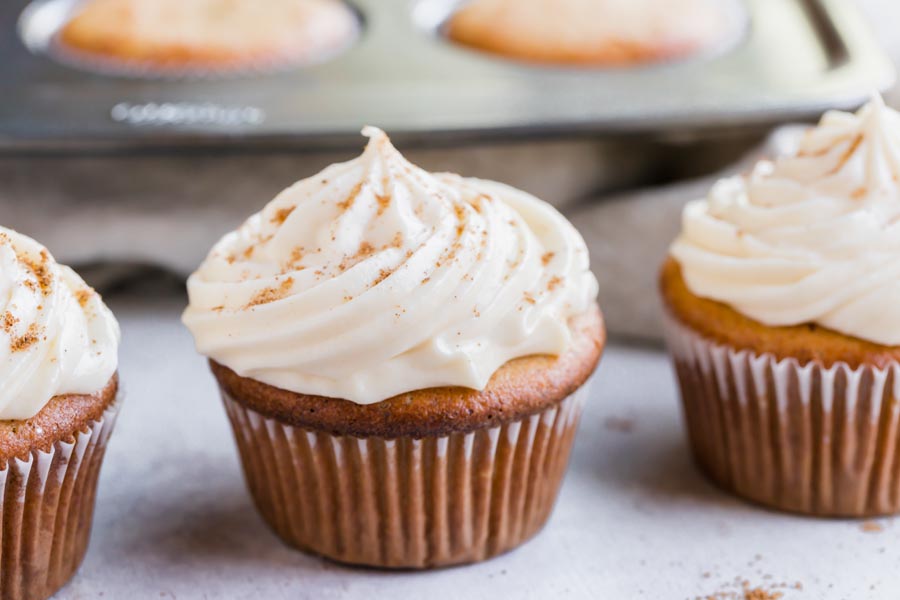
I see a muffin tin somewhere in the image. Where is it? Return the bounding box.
[0,0,894,151]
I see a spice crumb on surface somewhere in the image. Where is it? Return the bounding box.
[603,416,636,433]
[861,520,884,533]
[693,574,801,600]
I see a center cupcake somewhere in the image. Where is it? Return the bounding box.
[183,127,605,568]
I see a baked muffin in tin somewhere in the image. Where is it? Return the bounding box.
[57,0,358,75]
[446,0,737,66]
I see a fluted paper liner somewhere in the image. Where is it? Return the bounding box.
[664,313,900,517]
[220,387,587,568]
[0,402,119,600]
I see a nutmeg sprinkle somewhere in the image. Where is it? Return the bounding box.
[2,312,19,333]
[246,277,294,308]
[22,250,53,297]
[271,206,296,225]
[10,323,43,353]
[75,288,94,308]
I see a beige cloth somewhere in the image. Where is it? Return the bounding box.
[0,138,653,276]
[569,127,805,342]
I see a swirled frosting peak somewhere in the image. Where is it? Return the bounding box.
[0,227,119,419]
[671,96,900,345]
[183,127,599,403]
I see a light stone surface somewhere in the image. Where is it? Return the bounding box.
[19,3,900,597]
[54,293,900,599]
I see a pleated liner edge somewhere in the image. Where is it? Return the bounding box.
[221,385,587,568]
[0,402,120,600]
[664,312,900,517]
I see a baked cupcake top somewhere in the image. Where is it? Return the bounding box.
[671,96,900,346]
[445,0,736,66]
[57,0,357,71]
[183,127,598,403]
[0,227,119,420]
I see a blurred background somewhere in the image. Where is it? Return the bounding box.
[1,0,898,339]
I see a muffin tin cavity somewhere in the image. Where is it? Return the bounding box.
[421,0,749,68]
[18,0,361,79]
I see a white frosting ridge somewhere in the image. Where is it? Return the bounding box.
[183,127,599,403]
[0,227,120,419]
[671,96,900,345]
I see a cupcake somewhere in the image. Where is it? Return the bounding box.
[183,127,604,567]
[56,0,358,75]
[0,227,120,599]
[445,0,736,66]
[661,96,900,517]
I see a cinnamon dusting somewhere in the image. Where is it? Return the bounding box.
[376,194,391,217]
[2,312,18,333]
[827,134,862,176]
[246,277,294,308]
[338,241,376,272]
[75,288,94,308]
[372,268,392,287]
[337,182,364,212]
[10,323,42,352]
[285,246,306,271]
[22,251,53,297]
[271,206,296,225]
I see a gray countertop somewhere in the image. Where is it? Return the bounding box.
[53,293,900,600]
[28,3,900,597]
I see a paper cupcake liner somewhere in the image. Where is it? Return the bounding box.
[663,313,900,517]
[0,401,120,600]
[220,386,587,568]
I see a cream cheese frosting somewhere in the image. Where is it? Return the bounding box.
[183,127,599,403]
[0,227,120,420]
[671,96,900,346]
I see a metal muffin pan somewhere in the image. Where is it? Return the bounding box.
[0,0,894,152]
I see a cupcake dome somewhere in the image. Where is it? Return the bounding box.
[0,226,121,600]
[183,127,599,403]
[183,127,604,567]
[445,0,735,66]
[0,227,119,420]
[661,96,900,517]
[57,0,358,73]
[671,95,900,348]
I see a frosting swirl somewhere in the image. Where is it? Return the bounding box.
[0,227,119,419]
[671,96,900,345]
[183,127,598,403]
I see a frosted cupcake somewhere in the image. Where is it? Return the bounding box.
[661,96,900,517]
[0,227,120,599]
[56,0,358,76]
[183,127,604,567]
[445,0,736,66]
